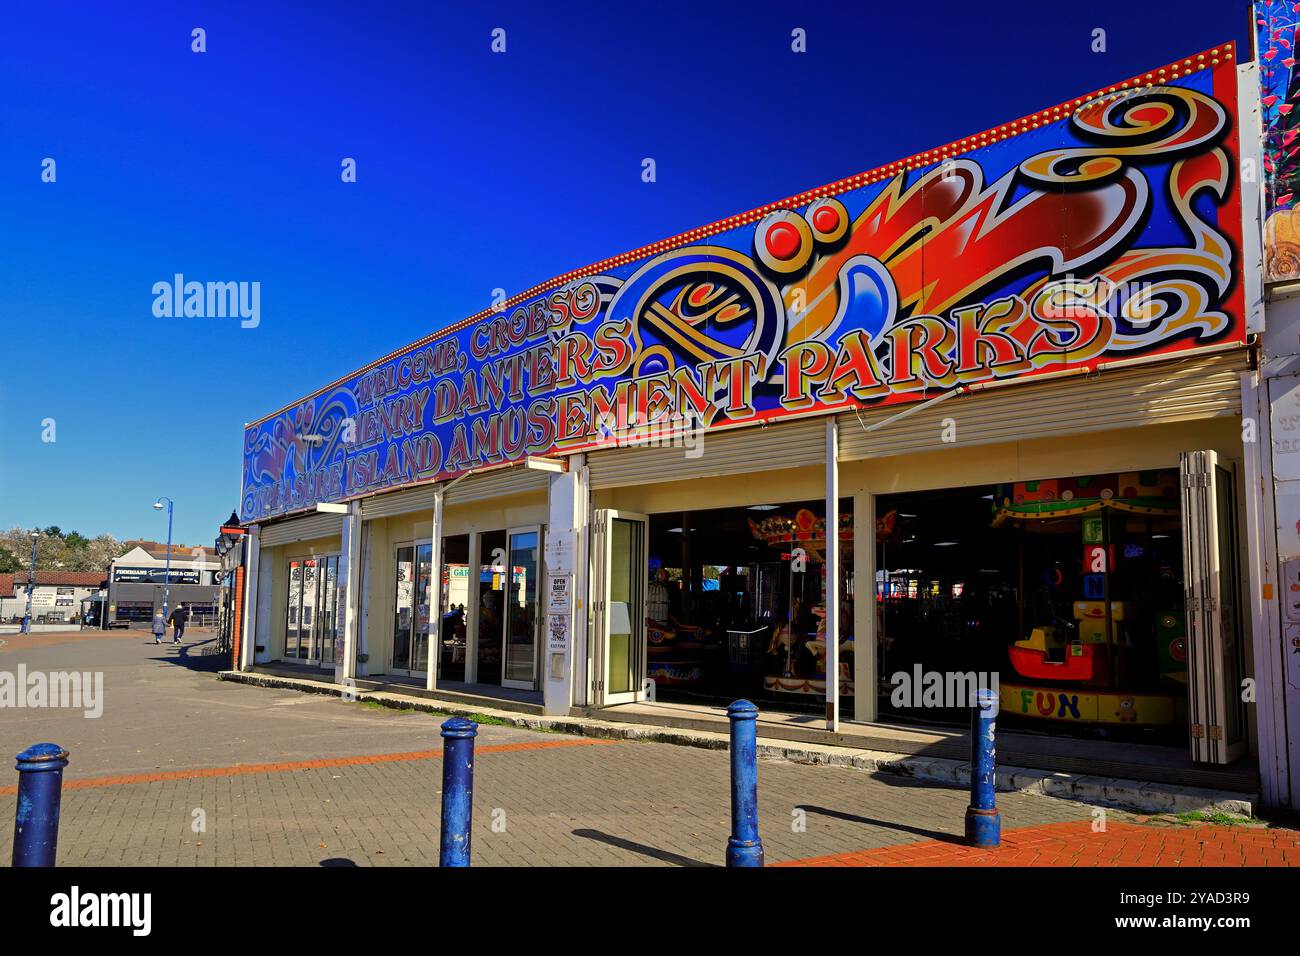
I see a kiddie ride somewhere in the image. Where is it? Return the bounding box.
[995,473,1187,729]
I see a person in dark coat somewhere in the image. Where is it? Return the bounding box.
[168,604,189,644]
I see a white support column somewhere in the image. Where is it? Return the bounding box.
[573,460,591,708]
[1259,366,1300,806]
[1242,371,1280,804]
[238,526,261,671]
[337,502,362,686]
[254,547,273,665]
[543,455,587,716]
[854,491,877,723]
[464,531,481,685]
[356,522,371,678]
[825,418,840,731]
[426,493,444,692]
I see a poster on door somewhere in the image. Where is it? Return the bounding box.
[547,575,571,615]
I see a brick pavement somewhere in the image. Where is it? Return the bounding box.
[0,631,1294,867]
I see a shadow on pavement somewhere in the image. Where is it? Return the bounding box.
[148,637,228,674]
[572,828,717,867]
[796,804,965,845]
[320,858,359,867]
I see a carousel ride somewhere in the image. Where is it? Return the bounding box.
[747,507,856,698]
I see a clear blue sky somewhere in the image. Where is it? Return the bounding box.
[0,0,1251,546]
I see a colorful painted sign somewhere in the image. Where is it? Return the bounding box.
[1001,683,1181,726]
[242,45,1246,522]
[1258,2,1300,280]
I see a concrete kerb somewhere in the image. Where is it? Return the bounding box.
[217,670,1256,818]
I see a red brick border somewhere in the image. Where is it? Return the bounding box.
[0,738,619,796]
[777,820,1300,867]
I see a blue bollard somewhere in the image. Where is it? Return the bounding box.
[12,743,69,867]
[726,699,764,867]
[964,687,1001,848]
[439,716,477,867]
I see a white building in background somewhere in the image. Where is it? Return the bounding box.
[0,571,106,626]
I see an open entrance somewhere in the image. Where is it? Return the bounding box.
[594,499,854,712]
[473,526,542,690]
[437,534,470,682]
[874,462,1246,762]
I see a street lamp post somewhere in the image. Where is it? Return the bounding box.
[153,498,174,622]
[20,531,39,635]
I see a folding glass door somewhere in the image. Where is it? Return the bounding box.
[285,555,339,666]
[1180,450,1247,764]
[591,510,648,705]
[393,543,433,676]
[503,527,541,689]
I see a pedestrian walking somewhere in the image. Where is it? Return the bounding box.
[151,610,166,645]
[169,604,189,645]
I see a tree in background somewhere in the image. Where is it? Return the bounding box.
[0,526,129,574]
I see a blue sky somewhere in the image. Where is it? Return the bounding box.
[0,0,1250,546]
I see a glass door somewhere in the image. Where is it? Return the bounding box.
[476,530,508,684]
[393,546,415,672]
[439,535,471,682]
[285,559,306,659]
[300,559,318,660]
[316,555,339,664]
[392,543,432,676]
[502,526,542,689]
[285,555,337,668]
[1180,450,1247,764]
[592,510,648,705]
[413,542,433,673]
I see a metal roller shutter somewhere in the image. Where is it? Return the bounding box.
[837,351,1246,462]
[444,465,549,504]
[258,513,343,548]
[357,465,550,518]
[587,417,826,490]
[359,483,440,520]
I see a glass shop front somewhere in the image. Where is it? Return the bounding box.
[597,465,1247,756]
[390,526,542,690]
[620,499,855,713]
[874,470,1221,745]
